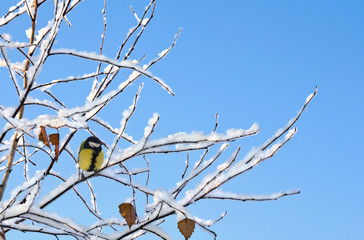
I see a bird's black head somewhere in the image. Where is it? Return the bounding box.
[84,136,102,149]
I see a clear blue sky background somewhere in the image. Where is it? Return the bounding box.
[1,1,364,239]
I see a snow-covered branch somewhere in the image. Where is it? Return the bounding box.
[0,0,47,27]
[204,189,301,201]
[0,0,316,239]
[49,48,174,95]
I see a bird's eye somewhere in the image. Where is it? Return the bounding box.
[89,141,101,148]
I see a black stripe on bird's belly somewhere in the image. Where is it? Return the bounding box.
[88,149,100,171]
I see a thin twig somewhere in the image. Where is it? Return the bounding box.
[213,113,219,132]
[181,152,189,179]
[0,47,21,96]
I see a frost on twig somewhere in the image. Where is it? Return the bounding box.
[0,1,316,239]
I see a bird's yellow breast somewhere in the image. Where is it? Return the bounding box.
[78,148,104,171]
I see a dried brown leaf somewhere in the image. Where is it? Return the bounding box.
[49,133,59,145]
[38,126,50,148]
[49,133,59,161]
[119,203,136,229]
[178,218,195,240]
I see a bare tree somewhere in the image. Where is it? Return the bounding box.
[0,1,316,239]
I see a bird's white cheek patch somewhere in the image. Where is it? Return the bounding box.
[89,141,101,148]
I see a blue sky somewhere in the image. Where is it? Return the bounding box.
[1,0,364,239]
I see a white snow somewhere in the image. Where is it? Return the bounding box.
[127,26,137,37]
[194,216,214,227]
[2,33,11,41]
[157,48,168,58]
[150,190,193,219]
[141,18,149,26]
[143,113,159,137]
[25,27,32,39]
[38,174,79,207]
[144,122,258,153]
[143,224,172,240]
[0,40,32,49]
[305,92,314,104]
[8,170,44,202]
[25,96,60,110]
[8,6,17,12]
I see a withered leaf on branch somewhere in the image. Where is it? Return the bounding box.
[119,203,136,229]
[49,133,59,146]
[38,126,51,148]
[49,133,60,161]
[178,218,195,240]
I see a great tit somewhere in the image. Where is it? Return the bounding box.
[78,136,104,172]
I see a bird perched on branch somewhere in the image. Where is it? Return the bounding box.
[78,136,104,172]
